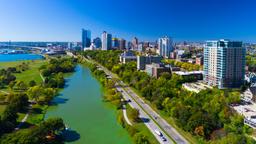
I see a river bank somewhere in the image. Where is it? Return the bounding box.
[83,60,159,144]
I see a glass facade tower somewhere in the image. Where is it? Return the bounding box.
[82,29,91,49]
[203,39,246,88]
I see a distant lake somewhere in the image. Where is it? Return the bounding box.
[0,54,44,62]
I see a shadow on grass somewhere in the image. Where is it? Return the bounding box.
[18,122,33,129]
[31,107,43,114]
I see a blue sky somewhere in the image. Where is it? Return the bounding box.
[0,0,256,42]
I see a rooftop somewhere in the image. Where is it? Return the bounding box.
[174,71,203,76]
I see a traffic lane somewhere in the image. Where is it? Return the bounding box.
[125,88,188,144]
[117,86,172,144]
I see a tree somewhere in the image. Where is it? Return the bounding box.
[8,81,16,90]
[2,105,17,122]
[42,88,56,104]
[29,80,37,87]
[15,81,27,91]
[8,93,29,112]
[27,86,43,102]
[129,108,140,123]
[133,133,149,144]
[194,126,205,137]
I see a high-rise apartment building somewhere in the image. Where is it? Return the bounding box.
[158,36,173,58]
[101,31,112,50]
[203,39,246,88]
[82,29,91,49]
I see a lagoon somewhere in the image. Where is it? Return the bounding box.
[0,54,43,62]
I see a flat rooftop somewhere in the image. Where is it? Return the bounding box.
[174,71,203,76]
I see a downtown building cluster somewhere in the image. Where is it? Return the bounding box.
[78,28,248,89]
[78,29,174,58]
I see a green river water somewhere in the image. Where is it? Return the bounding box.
[45,65,132,144]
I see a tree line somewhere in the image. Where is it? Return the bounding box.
[0,57,77,143]
[82,50,255,143]
[164,59,202,71]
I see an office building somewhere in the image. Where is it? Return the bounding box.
[145,63,171,78]
[101,31,112,50]
[119,51,137,64]
[203,39,246,88]
[127,41,132,50]
[132,37,139,50]
[137,55,162,70]
[158,36,173,58]
[82,29,91,49]
[112,38,119,49]
[93,37,102,49]
[119,39,126,50]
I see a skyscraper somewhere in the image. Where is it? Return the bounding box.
[158,36,173,58]
[93,37,102,49]
[82,29,91,49]
[101,31,112,50]
[112,37,119,49]
[132,37,139,50]
[119,39,126,50]
[203,39,246,88]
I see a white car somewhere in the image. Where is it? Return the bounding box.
[154,129,162,136]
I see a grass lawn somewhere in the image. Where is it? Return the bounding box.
[0,60,46,84]
[26,104,48,125]
[126,104,159,144]
[17,113,26,122]
[14,60,46,84]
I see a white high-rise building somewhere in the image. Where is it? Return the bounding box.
[203,39,246,88]
[101,31,112,50]
[158,36,173,58]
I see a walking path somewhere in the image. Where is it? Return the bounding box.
[40,73,45,82]
[121,99,132,126]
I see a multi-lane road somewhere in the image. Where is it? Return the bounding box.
[84,57,189,144]
[116,85,172,144]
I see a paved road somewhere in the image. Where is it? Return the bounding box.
[86,57,189,144]
[117,86,172,144]
[124,85,188,144]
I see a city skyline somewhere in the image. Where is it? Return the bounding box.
[1,0,256,42]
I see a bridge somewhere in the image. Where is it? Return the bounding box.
[0,43,46,50]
